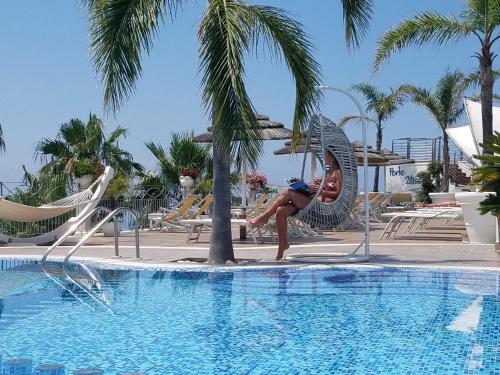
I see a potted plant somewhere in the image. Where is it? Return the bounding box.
[246,172,267,203]
[179,167,198,194]
[72,159,97,190]
[415,161,456,204]
[467,133,500,249]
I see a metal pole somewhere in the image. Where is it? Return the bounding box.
[242,153,247,208]
[311,152,317,181]
[240,153,248,240]
[114,218,119,257]
[316,85,370,258]
[135,222,140,258]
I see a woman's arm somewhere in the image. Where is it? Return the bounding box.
[319,189,340,200]
[319,170,342,200]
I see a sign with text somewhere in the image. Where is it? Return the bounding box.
[385,162,428,193]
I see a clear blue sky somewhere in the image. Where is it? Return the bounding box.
[0,0,478,185]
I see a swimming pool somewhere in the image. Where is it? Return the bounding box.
[0,259,499,374]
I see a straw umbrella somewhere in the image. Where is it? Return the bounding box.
[193,114,293,208]
[273,140,413,175]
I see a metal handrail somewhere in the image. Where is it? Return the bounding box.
[41,206,112,263]
[63,207,140,263]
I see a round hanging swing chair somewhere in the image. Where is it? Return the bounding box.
[286,111,369,264]
[294,114,358,230]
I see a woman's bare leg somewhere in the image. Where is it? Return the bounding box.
[275,204,296,260]
[248,190,311,225]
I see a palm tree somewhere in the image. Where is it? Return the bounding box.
[36,113,143,176]
[374,0,500,152]
[401,71,467,191]
[84,0,373,263]
[339,83,406,191]
[0,123,5,153]
[145,132,213,192]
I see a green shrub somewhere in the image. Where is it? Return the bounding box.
[73,160,97,178]
[415,161,443,203]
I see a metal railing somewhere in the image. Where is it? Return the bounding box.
[391,136,473,164]
[64,207,140,263]
[0,182,26,196]
[41,207,140,264]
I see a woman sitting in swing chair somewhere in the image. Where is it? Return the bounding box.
[248,150,342,260]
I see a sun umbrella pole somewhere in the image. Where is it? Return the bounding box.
[311,152,317,180]
[242,153,247,208]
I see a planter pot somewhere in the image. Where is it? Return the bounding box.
[179,176,194,188]
[101,222,122,237]
[455,192,496,244]
[75,174,94,191]
[429,192,456,205]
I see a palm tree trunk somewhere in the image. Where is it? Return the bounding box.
[373,123,383,192]
[480,43,494,153]
[208,135,235,264]
[441,131,450,192]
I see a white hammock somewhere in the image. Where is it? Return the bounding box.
[0,173,103,222]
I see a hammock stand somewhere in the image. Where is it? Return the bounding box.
[285,86,370,263]
[0,167,114,245]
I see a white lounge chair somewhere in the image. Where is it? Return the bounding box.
[179,218,260,244]
[380,208,463,239]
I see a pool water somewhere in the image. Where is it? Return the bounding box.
[0,260,499,374]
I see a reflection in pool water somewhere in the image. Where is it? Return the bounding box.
[0,260,499,374]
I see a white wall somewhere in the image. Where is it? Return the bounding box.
[384,162,428,193]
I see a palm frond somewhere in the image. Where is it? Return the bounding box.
[340,0,374,49]
[352,83,407,122]
[338,114,377,127]
[352,83,383,112]
[401,71,467,130]
[107,126,129,143]
[60,119,86,145]
[245,5,322,145]
[199,0,260,167]
[374,12,473,70]
[465,0,500,34]
[145,141,168,161]
[463,69,500,91]
[88,0,183,111]
[0,123,5,154]
[35,139,71,163]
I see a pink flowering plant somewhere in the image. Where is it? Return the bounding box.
[246,172,267,190]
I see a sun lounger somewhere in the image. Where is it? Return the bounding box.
[148,195,199,230]
[179,218,260,244]
[380,208,463,239]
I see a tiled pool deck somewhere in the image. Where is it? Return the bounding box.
[1,221,499,269]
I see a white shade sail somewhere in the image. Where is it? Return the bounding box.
[464,98,500,145]
[446,125,480,166]
[446,99,500,166]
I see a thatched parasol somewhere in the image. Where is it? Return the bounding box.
[193,114,292,208]
[273,140,414,168]
[192,114,293,143]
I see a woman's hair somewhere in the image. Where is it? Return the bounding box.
[325,150,339,170]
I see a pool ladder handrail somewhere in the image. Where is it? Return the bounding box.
[41,207,141,264]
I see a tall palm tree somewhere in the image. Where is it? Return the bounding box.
[374,0,500,152]
[401,71,467,191]
[339,83,406,191]
[0,123,5,153]
[36,114,143,176]
[85,0,373,263]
